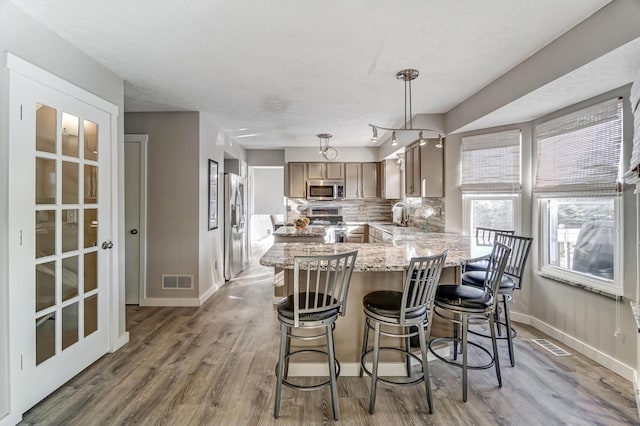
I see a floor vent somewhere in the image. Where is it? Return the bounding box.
[162,274,194,290]
[531,339,571,356]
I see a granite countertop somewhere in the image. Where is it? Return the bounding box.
[273,225,326,237]
[260,232,490,272]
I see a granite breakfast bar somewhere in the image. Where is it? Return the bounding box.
[260,231,487,376]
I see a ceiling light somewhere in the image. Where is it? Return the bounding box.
[436,134,444,148]
[317,133,332,154]
[369,69,444,149]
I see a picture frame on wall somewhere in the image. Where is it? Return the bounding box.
[208,159,218,230]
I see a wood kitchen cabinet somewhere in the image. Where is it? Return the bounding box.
[307,162,344,180]
[345,163,379,199]
[287,162,307,198]
[380,159,401,199]
[420,139,444,197]
[405,143,421,197]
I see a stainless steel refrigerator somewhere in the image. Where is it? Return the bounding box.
[224,173,246,280]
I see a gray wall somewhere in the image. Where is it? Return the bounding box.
[0,0,125,420]
[125,112,200,299]
[254,168,285,214]
[247,149,285,167]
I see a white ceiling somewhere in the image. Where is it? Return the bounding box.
[11,0,625,149]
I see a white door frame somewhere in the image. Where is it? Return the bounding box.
[5,52,127,422]
[124,134,148,305]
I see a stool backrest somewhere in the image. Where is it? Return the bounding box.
[495,233,533,289]
[293,251,358,327]
[475,227,515,246]
[484,242,511,305]
[401,250,448,325]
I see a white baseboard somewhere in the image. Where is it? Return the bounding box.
[510,312,636,382]
[142,282,225,307]
[110,332,129,352]
[0,412,22,426]
[634,371,640,420]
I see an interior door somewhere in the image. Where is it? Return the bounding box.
[9,72,112,412]
[124,140,141,304]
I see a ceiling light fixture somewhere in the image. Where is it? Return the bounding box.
[317,133,338,161]
[369,69,444,149]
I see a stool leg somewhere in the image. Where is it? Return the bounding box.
[495,309,502,336]
[274,322,288,418]
[418,321,433,414]
[359,318,370,378]
[503,295,515,367]
[369,321,381,414]
[326,324,340,421]
[462,313,468,402]
[489,314,502,387]
[405,326,411,377]
[283,332,291,379]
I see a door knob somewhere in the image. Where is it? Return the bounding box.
[130,229,138,235]
[101,241,114,249]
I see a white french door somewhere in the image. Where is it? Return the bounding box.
[8,71,112,412]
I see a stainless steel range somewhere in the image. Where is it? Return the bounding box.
[305,206,347,243]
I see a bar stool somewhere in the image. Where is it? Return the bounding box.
[429,242,510,402]
[359,251,448,414]
[274,250,358,420]
[465,227,515,271]
[461,233,533,366]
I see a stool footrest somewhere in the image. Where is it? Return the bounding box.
[428,337,495,370]
[275,349,341,391]
[360,347,425,386]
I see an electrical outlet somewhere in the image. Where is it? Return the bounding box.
[359,205,365,211]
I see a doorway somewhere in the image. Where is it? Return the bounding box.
[124,134,148,305]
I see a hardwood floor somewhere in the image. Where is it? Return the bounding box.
[21,237,639,425]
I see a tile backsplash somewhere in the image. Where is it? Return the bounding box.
[286,197,445,232]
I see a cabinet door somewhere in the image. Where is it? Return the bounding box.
[411,144,421,197]
[420,140,444,197]
[362,162,379,198]
[405,145,416,196]
[345,163,360,198]
[379,161,386,198]
[382,159,401,199]
[326,162,344,179]
[288,163,306,198]
[307,163,325,180]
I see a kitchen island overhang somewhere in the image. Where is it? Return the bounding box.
[260,233,488,377]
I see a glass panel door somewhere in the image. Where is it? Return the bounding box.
[9,71,112,411]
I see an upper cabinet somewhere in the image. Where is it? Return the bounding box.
[307,162,344,180]
[287,162,307,198]
[405,143,421,197]
[405,140,444,198]
[345,162,378,199]
[420,139,444,197]
[380,159,401,199]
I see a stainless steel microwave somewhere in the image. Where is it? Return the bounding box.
[306,180,345,201]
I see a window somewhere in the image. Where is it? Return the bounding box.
[535,97,623,295]
[461,130,521,235]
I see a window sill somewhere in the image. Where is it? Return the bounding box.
[537,270,622,300]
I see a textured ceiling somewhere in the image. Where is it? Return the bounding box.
[11,0,615,148]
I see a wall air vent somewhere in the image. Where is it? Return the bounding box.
[531,339,571,357]
[162,274,194,290]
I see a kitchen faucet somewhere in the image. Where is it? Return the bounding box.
[392,202,409,227]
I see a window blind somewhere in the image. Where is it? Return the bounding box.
[625,70,640,183]
[461,129,521,193]
[534,97,622,195]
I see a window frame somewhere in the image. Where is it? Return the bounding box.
[537,195,623,296]
[462,193,521,237]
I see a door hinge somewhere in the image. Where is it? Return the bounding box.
[20,104,23,120]
[20,354,23,370]
[19,229,23,246]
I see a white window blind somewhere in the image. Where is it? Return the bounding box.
[461,129,521,193]
[534,97,623,195]
[625,70,640,183]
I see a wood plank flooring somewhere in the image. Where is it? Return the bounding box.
[21,237,639,425]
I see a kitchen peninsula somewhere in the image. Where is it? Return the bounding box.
[260,229,489,375]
